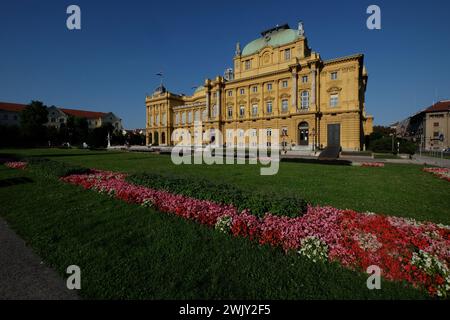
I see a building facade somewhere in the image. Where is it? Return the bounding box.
[393,100,450,151]
[0,102,122,130]
[0,102,24,126]
[47,106,122,130]
[145,23,373,150]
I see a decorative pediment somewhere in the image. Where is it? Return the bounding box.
[264,96,275,101]
[327,86,342,93]
[250,98,260,103]
[280,93,291,99]
[237,99,247,105]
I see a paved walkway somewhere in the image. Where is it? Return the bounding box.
[412,155,450,168]
[0,218,78,300]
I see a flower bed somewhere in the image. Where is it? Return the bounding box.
[127,172,307,217]
[4,161,450,297]
[4,161,27,170]
[360,162,385,167]
[60,169,450,297]
[423,167,450,182]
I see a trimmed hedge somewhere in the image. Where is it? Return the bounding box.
[26,157,90,178]
[127,172,307,218]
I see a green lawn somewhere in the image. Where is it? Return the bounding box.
[0,165,427,299]
[3,148,450,224]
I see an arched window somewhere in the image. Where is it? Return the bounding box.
[300,91,309,109]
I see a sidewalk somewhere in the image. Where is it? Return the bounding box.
[0,218,78,300]
[412,155,450,168]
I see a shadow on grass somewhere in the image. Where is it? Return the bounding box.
[0,177,33,188]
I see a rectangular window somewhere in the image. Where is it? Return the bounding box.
[266,101,273,114]
[331,72,338,80]
[239,105,245,117]
[281,99,289,113]
[433,131,440,138]
[252,86,258,93]
[245,60,251,70]
[282,80,288,88]
[300,91,310,109]
[302,75,308,83]
[188,111,192,124]
[267,83,272,91]
[228,90,233,97]
[284,48,291,60]
[330,94,339,107]
[227,107,233,118]
[433,122,439,127]
[240,88,245,95]
[267,128,272,136]
[252,104,258,116]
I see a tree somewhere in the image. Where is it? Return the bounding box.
[20,101,49,146]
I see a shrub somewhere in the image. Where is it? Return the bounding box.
[127,173,307,217]
[26,157,90,178]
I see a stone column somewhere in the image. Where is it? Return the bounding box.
[291,68,298,112]
[311,69,316,107]
[216,89,221,120]
[206,90,210,119]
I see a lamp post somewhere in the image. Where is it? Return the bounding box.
[281,130,287,154]
[311,128,316,153]
[107,132,111,148]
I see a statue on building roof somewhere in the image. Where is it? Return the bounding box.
[235,42,241,56]
[298,21,305,37]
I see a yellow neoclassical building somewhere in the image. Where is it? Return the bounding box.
[146,23,373,151]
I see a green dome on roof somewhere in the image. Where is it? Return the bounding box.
[242,28,300,56]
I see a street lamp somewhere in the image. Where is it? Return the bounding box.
[311,128,316,152]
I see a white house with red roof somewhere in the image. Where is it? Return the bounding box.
[0,102,122,130]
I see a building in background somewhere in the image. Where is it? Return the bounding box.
[145,22,373,150]
[0,102,122,130]
[47,106,122,130]
[0,102,24,126]
[392,100,450,151]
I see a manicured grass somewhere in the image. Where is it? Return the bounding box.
[0,166,427,299]
[3,148,450,225]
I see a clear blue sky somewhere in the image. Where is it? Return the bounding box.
[1,0,449,128]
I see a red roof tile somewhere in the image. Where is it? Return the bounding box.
[0,102,26,112]
[59,108,107,119]
[0,102,107,119]
[425,100,450,113]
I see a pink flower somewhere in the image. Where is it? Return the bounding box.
[4,161,27,169]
